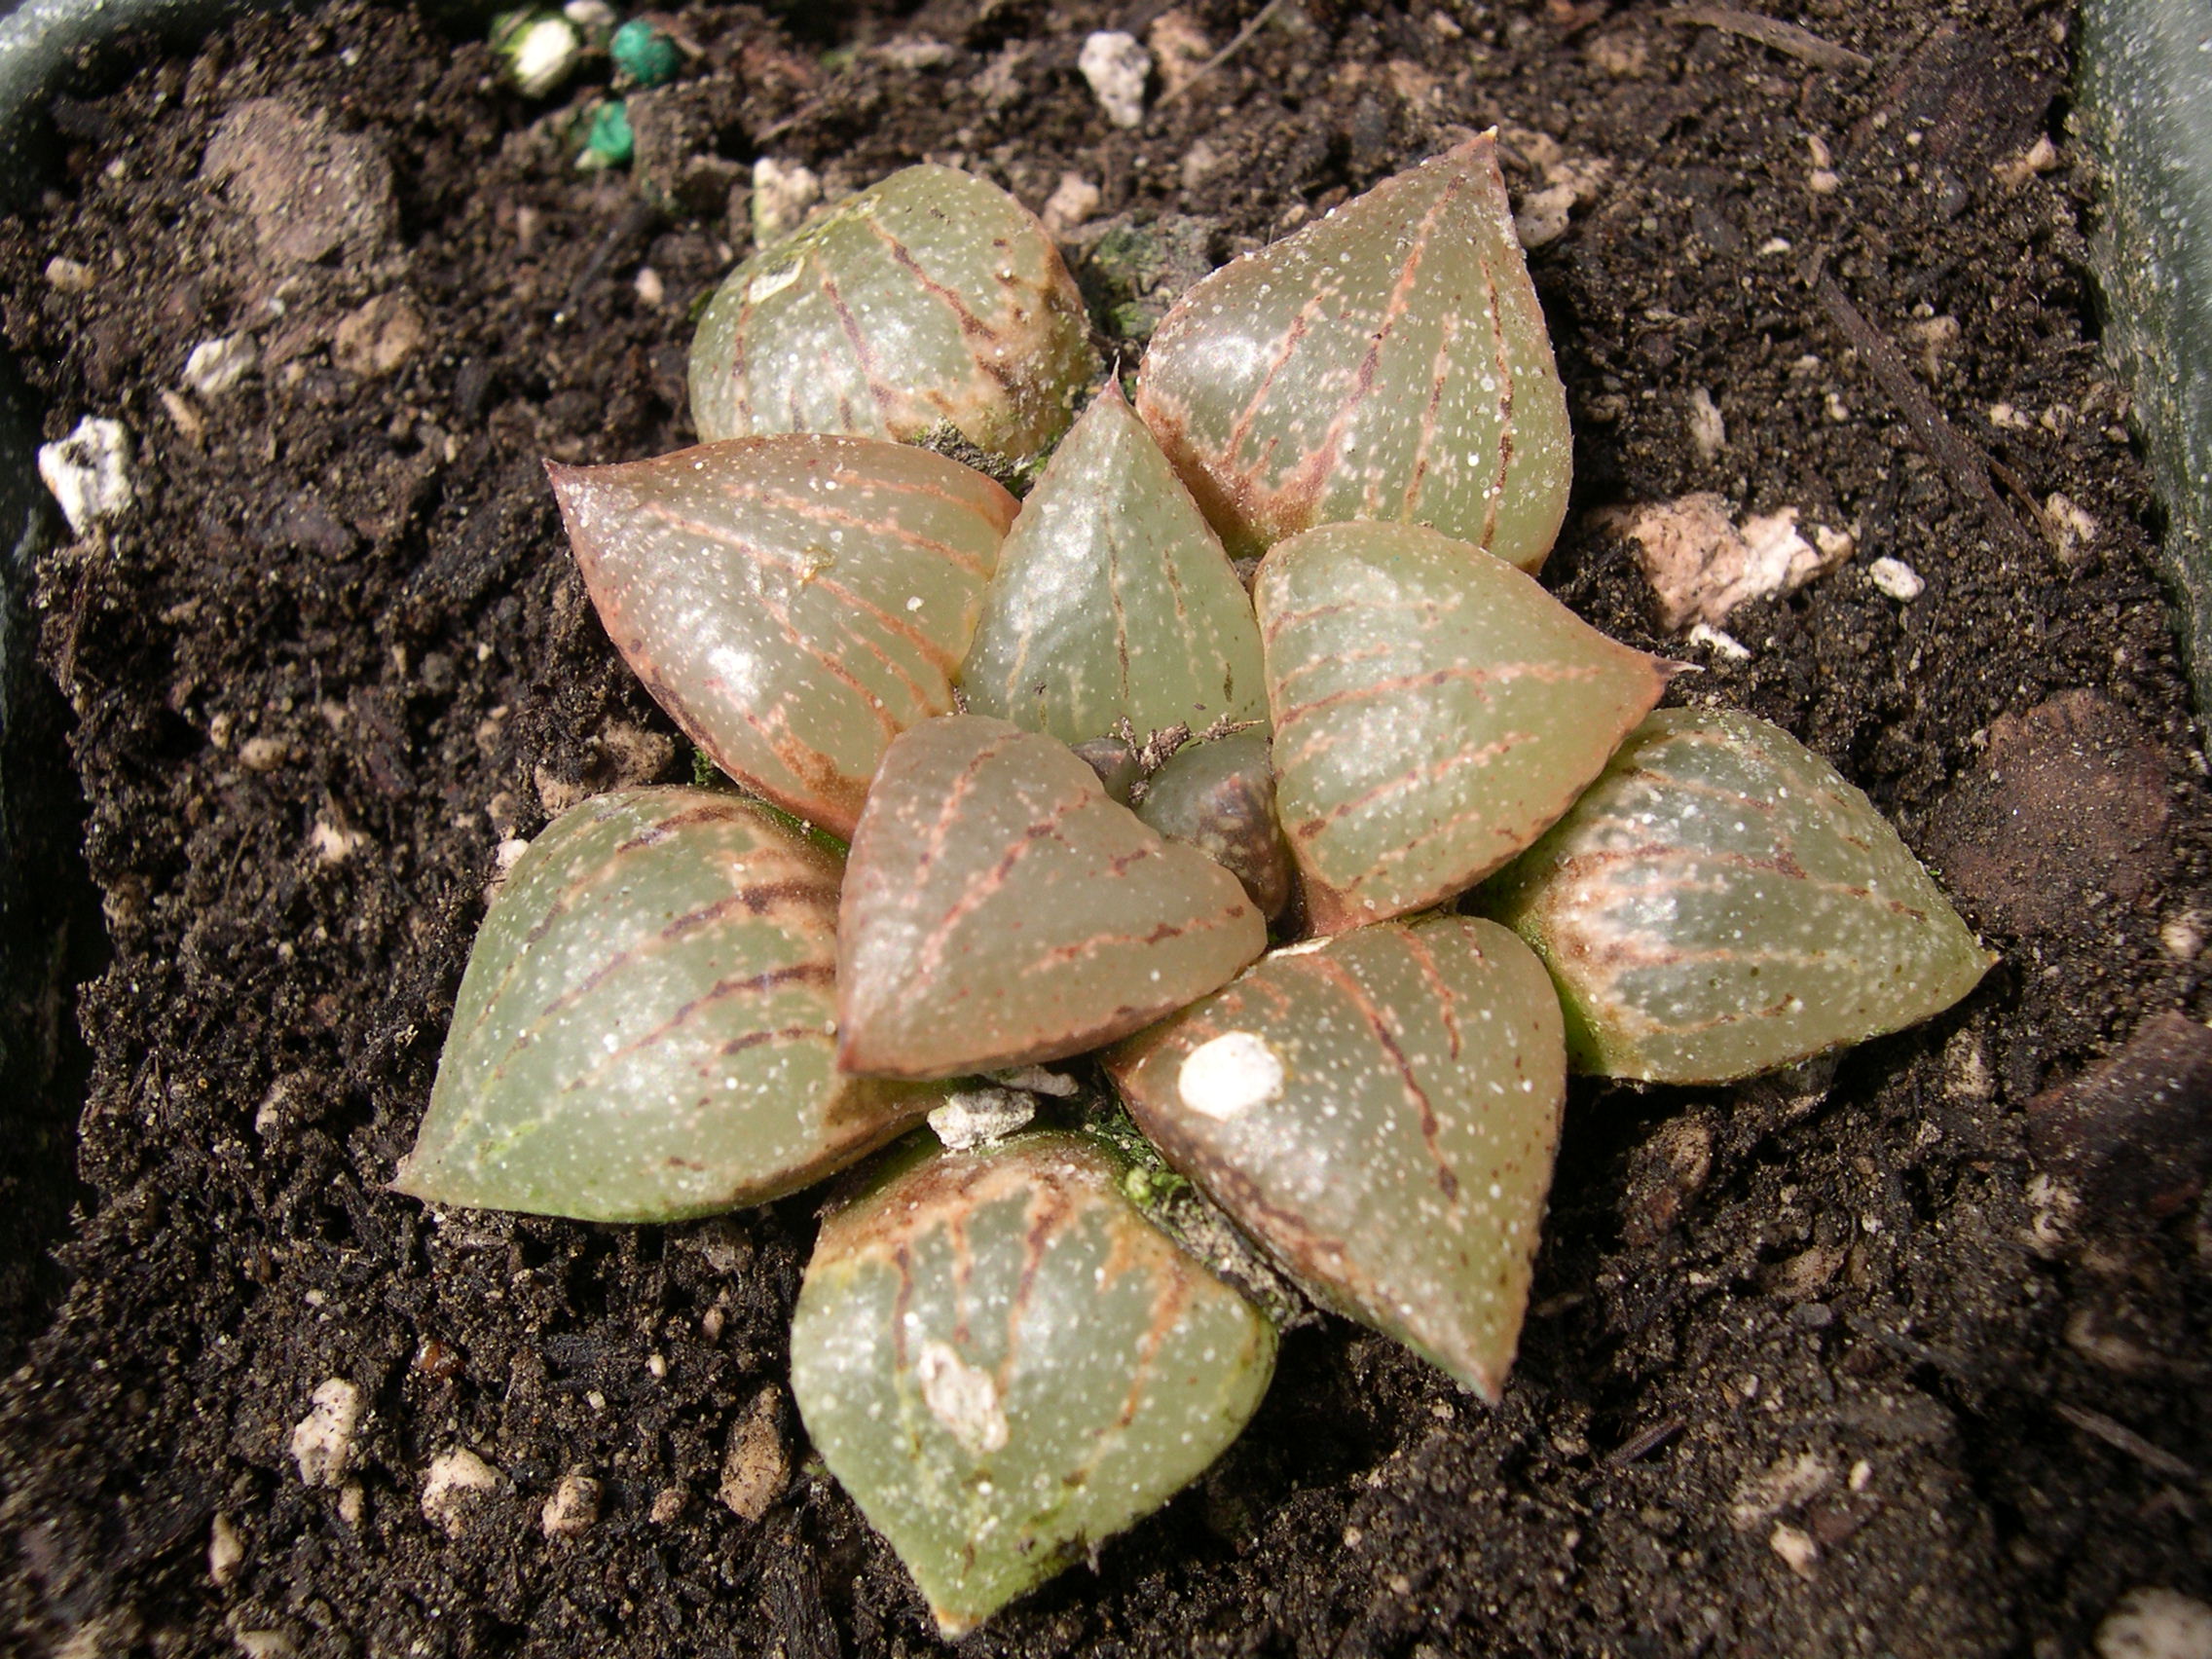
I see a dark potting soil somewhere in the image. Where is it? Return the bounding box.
[2,0,2209,1653]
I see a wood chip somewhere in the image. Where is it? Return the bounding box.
[1669,5,1870,71]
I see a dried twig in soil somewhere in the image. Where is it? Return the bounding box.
[1157,0,1283,108]
[1668,5,1872,71]
[2051,1402,2201,1482]
[1816,275,2046,562]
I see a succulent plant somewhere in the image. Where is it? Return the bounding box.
[1479,708,1997,1083]
[688,165,1099,464]
[960,383,1266,748]
[1258,519,1670,933]
[791,1130,1275,1640]
[396,788,946,1222]
[1136,134,1571,567]
[404,139,1992,1636]
[548,434,1016,841]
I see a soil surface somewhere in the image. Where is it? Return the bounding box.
[4,1,2211,1654]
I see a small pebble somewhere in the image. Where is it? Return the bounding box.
[44,256,94,293]
[610,18,682,87]
[38,415,133,535]
[634,266,665,307]
[182,335,259,397]
[495,10,583,97]
[719,1388,789,1522]
[648,1487,687,1525]
[2096,1588,2212,1659]
[238,735,290,773]
[421,1447,502,1535]
[1768,1522,1820,1580]
[208,1513,245,1586]
[289,1378,363,1488]
[1688,387,1725,460]
[1686,622,1750,660]
[1868,556,1924,601]
[752,157,823,243]
[928,1087,1037,1151]
[1514,183,1577,249]
[542,1472,602,1537]
[1080,31,1153,129]
[233,1633,297,1659]
[1042,172,1102,236]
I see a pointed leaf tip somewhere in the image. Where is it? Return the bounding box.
[1136,133,1571,566]
[1257,521,1669,932]
[1482,707,1996,1083]
[553,434,1016,841]
[959,386,1267,749]
[791,1131,1274,1637]
[836,715,1268,1078]
[1107,916,1566,1398]
[689,163,1099,462]
[403,788,946,1223]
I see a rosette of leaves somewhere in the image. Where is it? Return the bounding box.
[400,140,1992,1637]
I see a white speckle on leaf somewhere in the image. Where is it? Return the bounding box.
[1080,31,1153,129]
[38,416,132,535]
[916,1341,1010,1456]
[1177,1031,1285,1120]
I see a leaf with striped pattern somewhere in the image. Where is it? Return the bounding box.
[550,435,1017,841]
[1481,708,1997,1083]
[1256,521,1670,934]
[791,1130,1275,1638]
[1106,916,1566,1399]
[689,164,1099,463]
[959,384,1268,748]
[1135,134,1570,567]
[396,790,947,1223]
[835,715,1268,1079]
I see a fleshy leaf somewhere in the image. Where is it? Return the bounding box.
[790,1131,1276,1639]
[1134,728,1294,918]
[1481,708,1998,1083]
[1135,134,1570,567]
[689,164,1099,463]
[1256,521,1670,934]
[959,385,1268,747]
[396,790,943,1223]
[549,435,1016,841]
[1106,916,1565,1399]
[836,715,1267,1079]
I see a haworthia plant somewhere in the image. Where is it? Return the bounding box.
[395,790,945,1223]
[1133,728,1294,919]
[1481,708,1996,1083]
[790,1131,1276,1638]
[835,715,1267,1078]
[1107,916,1565,1398]
[1257,520,1670,934]
[1135,133,1571,568]
[689,165,1099,463]
[960,384,1268,747]
[549,435,1016,841]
